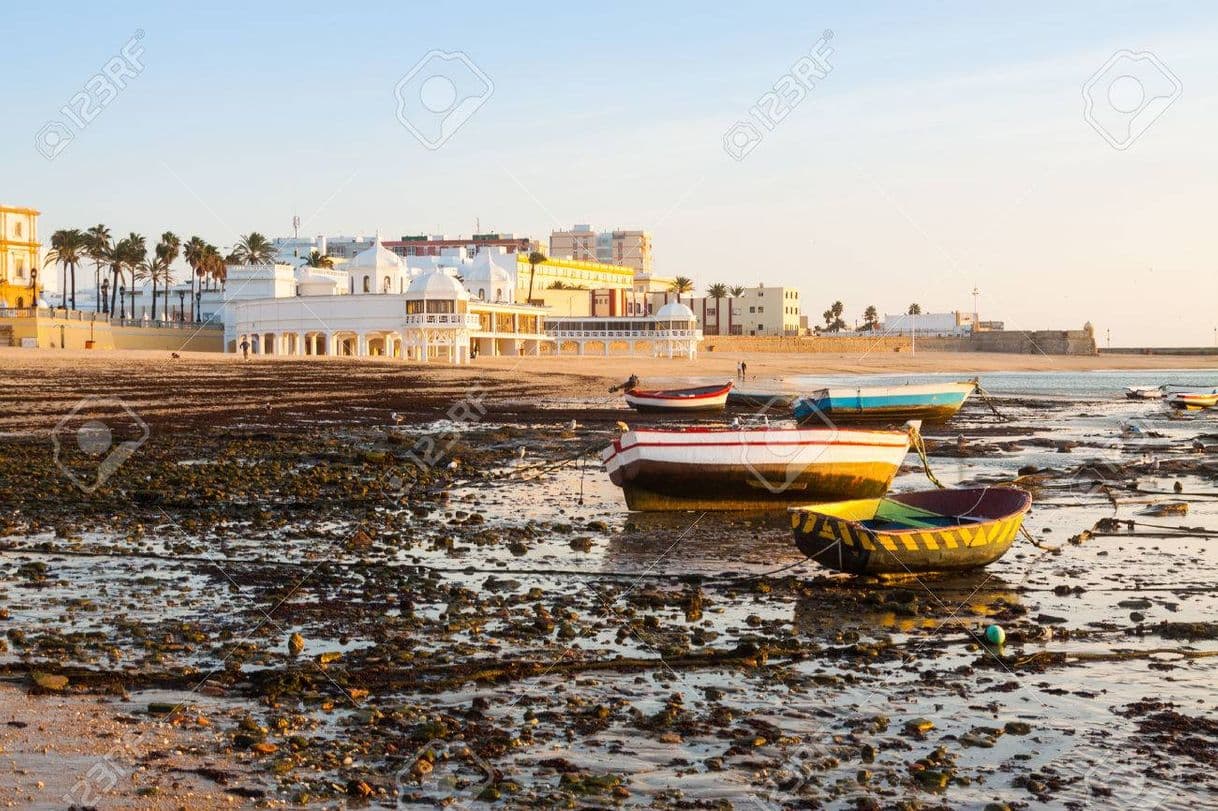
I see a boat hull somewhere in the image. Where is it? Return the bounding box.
[795,382,976,425]
[602,426,912,511]
[727,391,798,410]
[624,383,732,412]
[1125,387,1164,400]
[1167,393,1218,411]
[791,487,1031,575]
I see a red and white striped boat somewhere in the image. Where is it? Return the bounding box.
[602,422,917,511]
[623,382,733,413]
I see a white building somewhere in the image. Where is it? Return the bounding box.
[644,284,802,336]
[546,301,703,359]
[882,311,975,337]
[222,241,549,364]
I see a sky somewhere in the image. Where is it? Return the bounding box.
[5,0,1218,347]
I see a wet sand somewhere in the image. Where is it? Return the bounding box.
[1,352,1217,808]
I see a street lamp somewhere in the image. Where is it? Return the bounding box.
[101,278,110,315]
[177,289,186,322]
[29,268,38,311]
[119,284,126,319]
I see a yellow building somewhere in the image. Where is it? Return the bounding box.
[0,205,41,308]
[516,255,634,302]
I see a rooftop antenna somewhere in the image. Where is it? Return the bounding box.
[971,285,981,319]
[291,214,301,256]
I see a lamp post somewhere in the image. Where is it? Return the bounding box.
[29,268,38,312]
[101,278,110,317]
[119,284,126,319]
[177,289,186,322]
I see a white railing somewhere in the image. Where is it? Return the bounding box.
[0,308,221,329]
[546,328,702,339]
[404,313,482,328]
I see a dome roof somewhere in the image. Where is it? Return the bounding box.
[657,301,695,319]
[347,240,406,272]
[407,270,469,299]
[463,263,512,283]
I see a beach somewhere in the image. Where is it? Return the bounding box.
[1,350,1217,808]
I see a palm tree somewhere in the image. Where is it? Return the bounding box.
[669,276,694,303]
[120,233,146,318]
[156,232,181,319]
[44,229,86,310]
[85,225,111,312]
[548,280,586,290]
[863,305,879,331]
[728,285,745,298]
[210,246,228,291]
[234,232,276,265]
[907,303,922,315]
[183,237,207,319]
[526,250,547,305]
[706,283,728,333]
[822,300,846,332]
[305,250,334,268]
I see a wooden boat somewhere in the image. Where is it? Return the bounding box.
[791,487,1031,575]
[1166,390,1218,411]
[601,422,915,511]
[1125,385,1165,400]
[794,380,977,425]
[623,382,732,412]
[726,390,798,409]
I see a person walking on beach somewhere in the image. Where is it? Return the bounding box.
[737,361,743,381]
[741,361,748,381]
[240,338,250,360]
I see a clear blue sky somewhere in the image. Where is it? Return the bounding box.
[5,1,1217,346]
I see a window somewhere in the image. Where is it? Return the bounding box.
[749,306,755,313]
[14,222,22,238]
[758,306,764,313]
[363,276,371,293]
[478,288,486,300]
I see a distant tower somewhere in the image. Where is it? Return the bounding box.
[291,214,302,257]
[971,286,981,320]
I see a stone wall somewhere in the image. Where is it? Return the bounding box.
[919,330,1097,355]
[0,311,223,352]
[701,335,912,354]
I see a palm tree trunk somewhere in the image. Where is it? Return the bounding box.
[94,262,101,312]
[70,261,76,310]
[151,276,158,320]
[527,263,536,304]
[110,266,120,317]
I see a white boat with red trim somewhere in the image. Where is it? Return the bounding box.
[601,422,917,511]
[623,382,733,413]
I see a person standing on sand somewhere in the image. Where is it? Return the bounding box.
[737,361,743,381]
[741,361,748,381]
[240,338,250,359]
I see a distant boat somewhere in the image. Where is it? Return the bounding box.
[726,390,798,409]
[601,422,915,511]
[1166,390,1218,411]
[1125,385,1166,400]
[791,486,1032,575]
[623,382,732,413]
[794,380,977,425]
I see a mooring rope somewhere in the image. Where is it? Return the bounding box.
[973,380,1009,421]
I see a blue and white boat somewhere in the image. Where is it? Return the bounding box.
[794,380,978,425]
